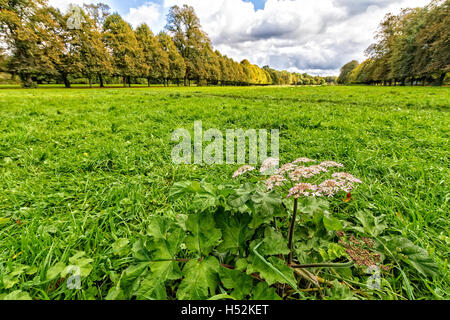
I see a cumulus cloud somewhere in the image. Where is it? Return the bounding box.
[50,0,432,75]
[125,2,164,29]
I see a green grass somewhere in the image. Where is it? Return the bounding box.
[0,85,448,300]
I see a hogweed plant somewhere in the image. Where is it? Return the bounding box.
[233,157,363,266]
[101,156,439,300]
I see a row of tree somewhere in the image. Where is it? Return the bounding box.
[338,0,449,86]
[0,1,335,88]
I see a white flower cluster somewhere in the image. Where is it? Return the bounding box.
[265,175,287,190]
[232,165,255,178]
[232,157,362,199]
[260,157,279,174]
[287,183,320,198]
[289,165,328,181]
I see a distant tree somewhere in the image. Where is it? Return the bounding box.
[158,32,186,85]
[0,0,62,87]
[337,60,359,84]
[80,7,113,87]
[83,2,110,30]
[414,0,449,84]
[166,5,212,85]
[136,24,169,86]
[103,14,145,86]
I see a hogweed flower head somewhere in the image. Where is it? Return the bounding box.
[292,157,316,164]
[287,183,320,198]
[265,175,287,190]
[232,165,255,178]
[260,157,279,174]
[318,179,349,197]
[320,161,344,168]
[277,163,297,175]
[289,165,328,181]
[332,172,363,184]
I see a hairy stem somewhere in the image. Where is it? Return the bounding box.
[288,198,298,265]
[290,261,354,269]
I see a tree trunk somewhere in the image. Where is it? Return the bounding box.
[99,74,104,88]
[439,73,446,86]
[24,74,33,88]
[64,75,71,88]
[128,76,131,87]
[89,77,92,88]
[184,76,187,86]
[148,77,151,87]
[123,76,126,87]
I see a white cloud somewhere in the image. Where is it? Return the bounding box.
[125,2,164,29]
[48,0,114,12]
[49,0,432,75]
[157,0,431,75]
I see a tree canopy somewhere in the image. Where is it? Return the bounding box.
[339,0,449,86]
[0,1,335,87]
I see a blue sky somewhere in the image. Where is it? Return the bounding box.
[109,0,266,15]
[50,0,431,75]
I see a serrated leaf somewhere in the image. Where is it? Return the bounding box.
[135,273,167,300]
[247,190,284,229]
[119,262,150,296]
[147,228,185,281]
[177,256,220,300]
[259,227,289,256]
[227,183,256,209]
[185,212,221,256]
[235,259,248,272]
[215,212,254,255]
[386,237,439,278]
[219,266,253,299]
[46,262,66,280]
[3,290,32,300]
[112,238,130,256]
[247,255,296,286]
[323,215,343,231]
[168,181,201,199]
[355,210,387,237]
[250,282,282,300]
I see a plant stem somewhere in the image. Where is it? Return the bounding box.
[290,261,354,269]
[288,198,298,265]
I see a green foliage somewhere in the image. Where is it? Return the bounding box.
[349,0,449,85]
[0,86,447,300]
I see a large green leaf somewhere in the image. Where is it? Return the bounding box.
[386,236,439,278]
[323,214,343,232]
[135,273,168,300]
[147,217,185,281]
[2,290,32,300]
[354,210,388,237]
[248,190,284,229]
[258,227,289,256]
[185,211,221,256]
[176,256,220,300]
[219,266,253,299]
[247,255,296,286]
[215,212,254,255]
[168,181,202,199]
[250,282,282,300]
[227,183,256,209]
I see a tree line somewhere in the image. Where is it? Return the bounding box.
[338,0,449,86]
[0,0,336,88]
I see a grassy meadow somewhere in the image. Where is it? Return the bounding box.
[0,85,448,300]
